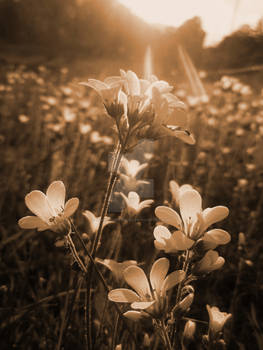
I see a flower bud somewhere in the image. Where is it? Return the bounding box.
[182,320,196,348]
[193,250,225,275]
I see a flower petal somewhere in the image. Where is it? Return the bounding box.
[64,198,79,217]
[162,270,185,295]
[80,79,108,92]
[170,231,195,251]
[169,180,180,204]
[150,258,169,295]
[154,225,171,240]
[123,310,145,321]
[108,288,140,303]
[123,266,151,299]
[126,70,140,95]
[46,181,65,212]
[203,229,231,245]
[155,206,182,229]
[179,190,202,228]
[139,200,154,211]
[127,192,140,207]
[25,190,54,222]
[131,301,155,310]
[201,206,229,232]
[18,216,49,231]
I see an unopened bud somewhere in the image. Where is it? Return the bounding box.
[174,293,194,314]
[143,333,151,347]
[182,320,196,346]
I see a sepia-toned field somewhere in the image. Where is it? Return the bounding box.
[1,60,263,350]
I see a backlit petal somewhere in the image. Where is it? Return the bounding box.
[46,181,65,212]
[123,310,145,320]
[64,198,79,217]
[154,225,171,240]
[201,206,229,232]
[123,266,151,299]
[131,301,155,310]
[126,70,140,95]
[162,270,185,294]
[127,192,140,207]
[203,229,231,245]
[25,190,54,222]
[139,200,154,211]
[18,216,49,231]
[150,258,169,295]
[80,79,108,92]
[169,180,180,203]
[108,288,140,303]
[155,206,182,229]
[180,190,202,227]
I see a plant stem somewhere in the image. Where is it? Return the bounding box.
[91,143,123,257]
[70,220,138,347]
[171,249,191,348]
[160,319,173,350]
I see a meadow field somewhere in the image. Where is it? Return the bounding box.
[0,56,263,350]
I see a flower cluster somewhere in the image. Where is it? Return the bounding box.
[108,257,185,320]
[154,182,230,274]
[81,70,195,150]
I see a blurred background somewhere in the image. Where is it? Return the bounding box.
[1,1,263,349]
[0,0,263,83]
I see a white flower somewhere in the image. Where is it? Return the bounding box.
[155,189,230,241]
[150,88,195,144]
[119,191,153,216]
[119,158,149,192]
[18,181,79,233]
[80,77,126,119]
[121,158,148,178]
[169,180,193,207]
[206,305,232,338]
[108,257,185,319]
[83,210,113,234]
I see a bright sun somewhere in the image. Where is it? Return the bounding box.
[118,0,263,46]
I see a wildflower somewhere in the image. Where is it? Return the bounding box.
[149,88,195,144]
[206,305,232,339]
[193,250,225,274]
[121,158,148,178]
[108,257,185,320]
[18,181,79,233]
[83,210,113,234]
[96,258,137,281]
[155,189,229,242]
[80,78,126,119]
[169,180,193,207]
[119,158,149,191]
[119,191,153,216]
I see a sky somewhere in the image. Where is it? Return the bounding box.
[118,0,263,46]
